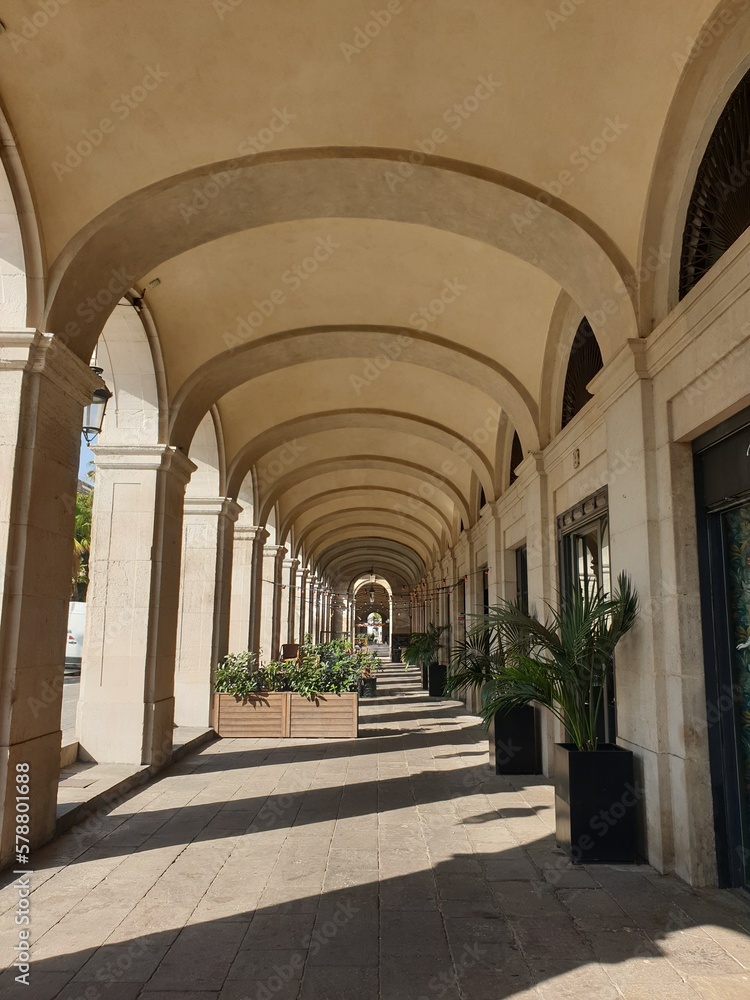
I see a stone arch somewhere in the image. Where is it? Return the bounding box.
[0,103,43,329]
[257,455,472,527]
[185,408,224,498]
[44,149,638,361]
[278,485,454,544]
[227,408,495,502]
[96,295,167,447]
[538,291,586,445]
[182,325,541,465]
[639,1,750,329]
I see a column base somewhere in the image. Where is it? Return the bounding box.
[1,730,61,865]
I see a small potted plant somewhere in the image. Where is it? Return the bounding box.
[404,623,450,694]
[477,572,639,864]
[446,623,541,775]
[358,650,381,698]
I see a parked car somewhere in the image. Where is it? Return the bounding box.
[65,601,86,675]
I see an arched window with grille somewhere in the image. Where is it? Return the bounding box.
[680,68,750,299]
[509,431,524,485]
[561,317,603,429]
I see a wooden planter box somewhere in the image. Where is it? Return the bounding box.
[213,692,358,739]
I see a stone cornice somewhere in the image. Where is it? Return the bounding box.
[235,524,267,542]
[0,331,100,406]
[183,497,242,521]
[91,444,197,484]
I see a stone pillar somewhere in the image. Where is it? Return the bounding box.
[0,332,99,863]
[175,498,241,727]
[247,527,269,658]
[228,524,265,653]
[279,558,299,649]
[77,444,196,765]
[308,577,319,640]
[595,342,677,875]
[296,567,308,643]
[259,544,286,661]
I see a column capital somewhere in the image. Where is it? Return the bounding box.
[236,524,269,543]
[91,444,197,484]
[184,497,242,521]
[263,544,288,563]
[0,330,100,405]
[283,557,300,572]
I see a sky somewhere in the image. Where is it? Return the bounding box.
[78,437,94,481]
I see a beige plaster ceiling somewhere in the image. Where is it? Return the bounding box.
[0,0,726,590]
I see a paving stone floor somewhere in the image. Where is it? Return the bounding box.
[1,661,750,999]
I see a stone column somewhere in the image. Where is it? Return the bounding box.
[77,444,196,765]
[247,527,269,658]
[308,577,319,640]
[175,498,241,727]
[259,544,286,662]
[295,567,308,643]
[298,569,310,643]
[595,342,677,875]
[0,332,99,863]
[279,557,299,650]
[228,524,266,653]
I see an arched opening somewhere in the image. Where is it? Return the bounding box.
[561,317,603,429]
[508,431,524,486]
[680,67,750,299]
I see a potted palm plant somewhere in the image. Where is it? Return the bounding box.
[476,572,639,863]
[404,623,449,694]
[446,625,541,775]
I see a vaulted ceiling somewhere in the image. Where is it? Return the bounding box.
[0,0,724,591]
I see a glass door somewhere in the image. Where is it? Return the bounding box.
[558,491,615,743]
[721,503,750,885]
[694,407,750,888]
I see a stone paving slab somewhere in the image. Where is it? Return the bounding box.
[1,661,749,999]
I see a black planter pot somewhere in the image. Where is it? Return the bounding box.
[359,677,377,698]
[489,706,541,775]
[428,662,447,697]
[554,743,638,864]
[421,665,429,690]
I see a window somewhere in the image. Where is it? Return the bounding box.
[561,318,603,428]
[509,431,523,485]
[515,546,528,613]
[558,488,615,742]
[681,68,750,299]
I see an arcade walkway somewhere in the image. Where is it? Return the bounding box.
[1,664,749,1000]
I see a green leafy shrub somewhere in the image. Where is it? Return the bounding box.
[216,639,380,701]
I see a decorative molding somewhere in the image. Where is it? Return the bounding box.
[556,486,609,534]
[91,443,197,483]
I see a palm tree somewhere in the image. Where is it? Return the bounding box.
[458,572,638,752]
[403,623,449,671]
[71,488,94,598]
